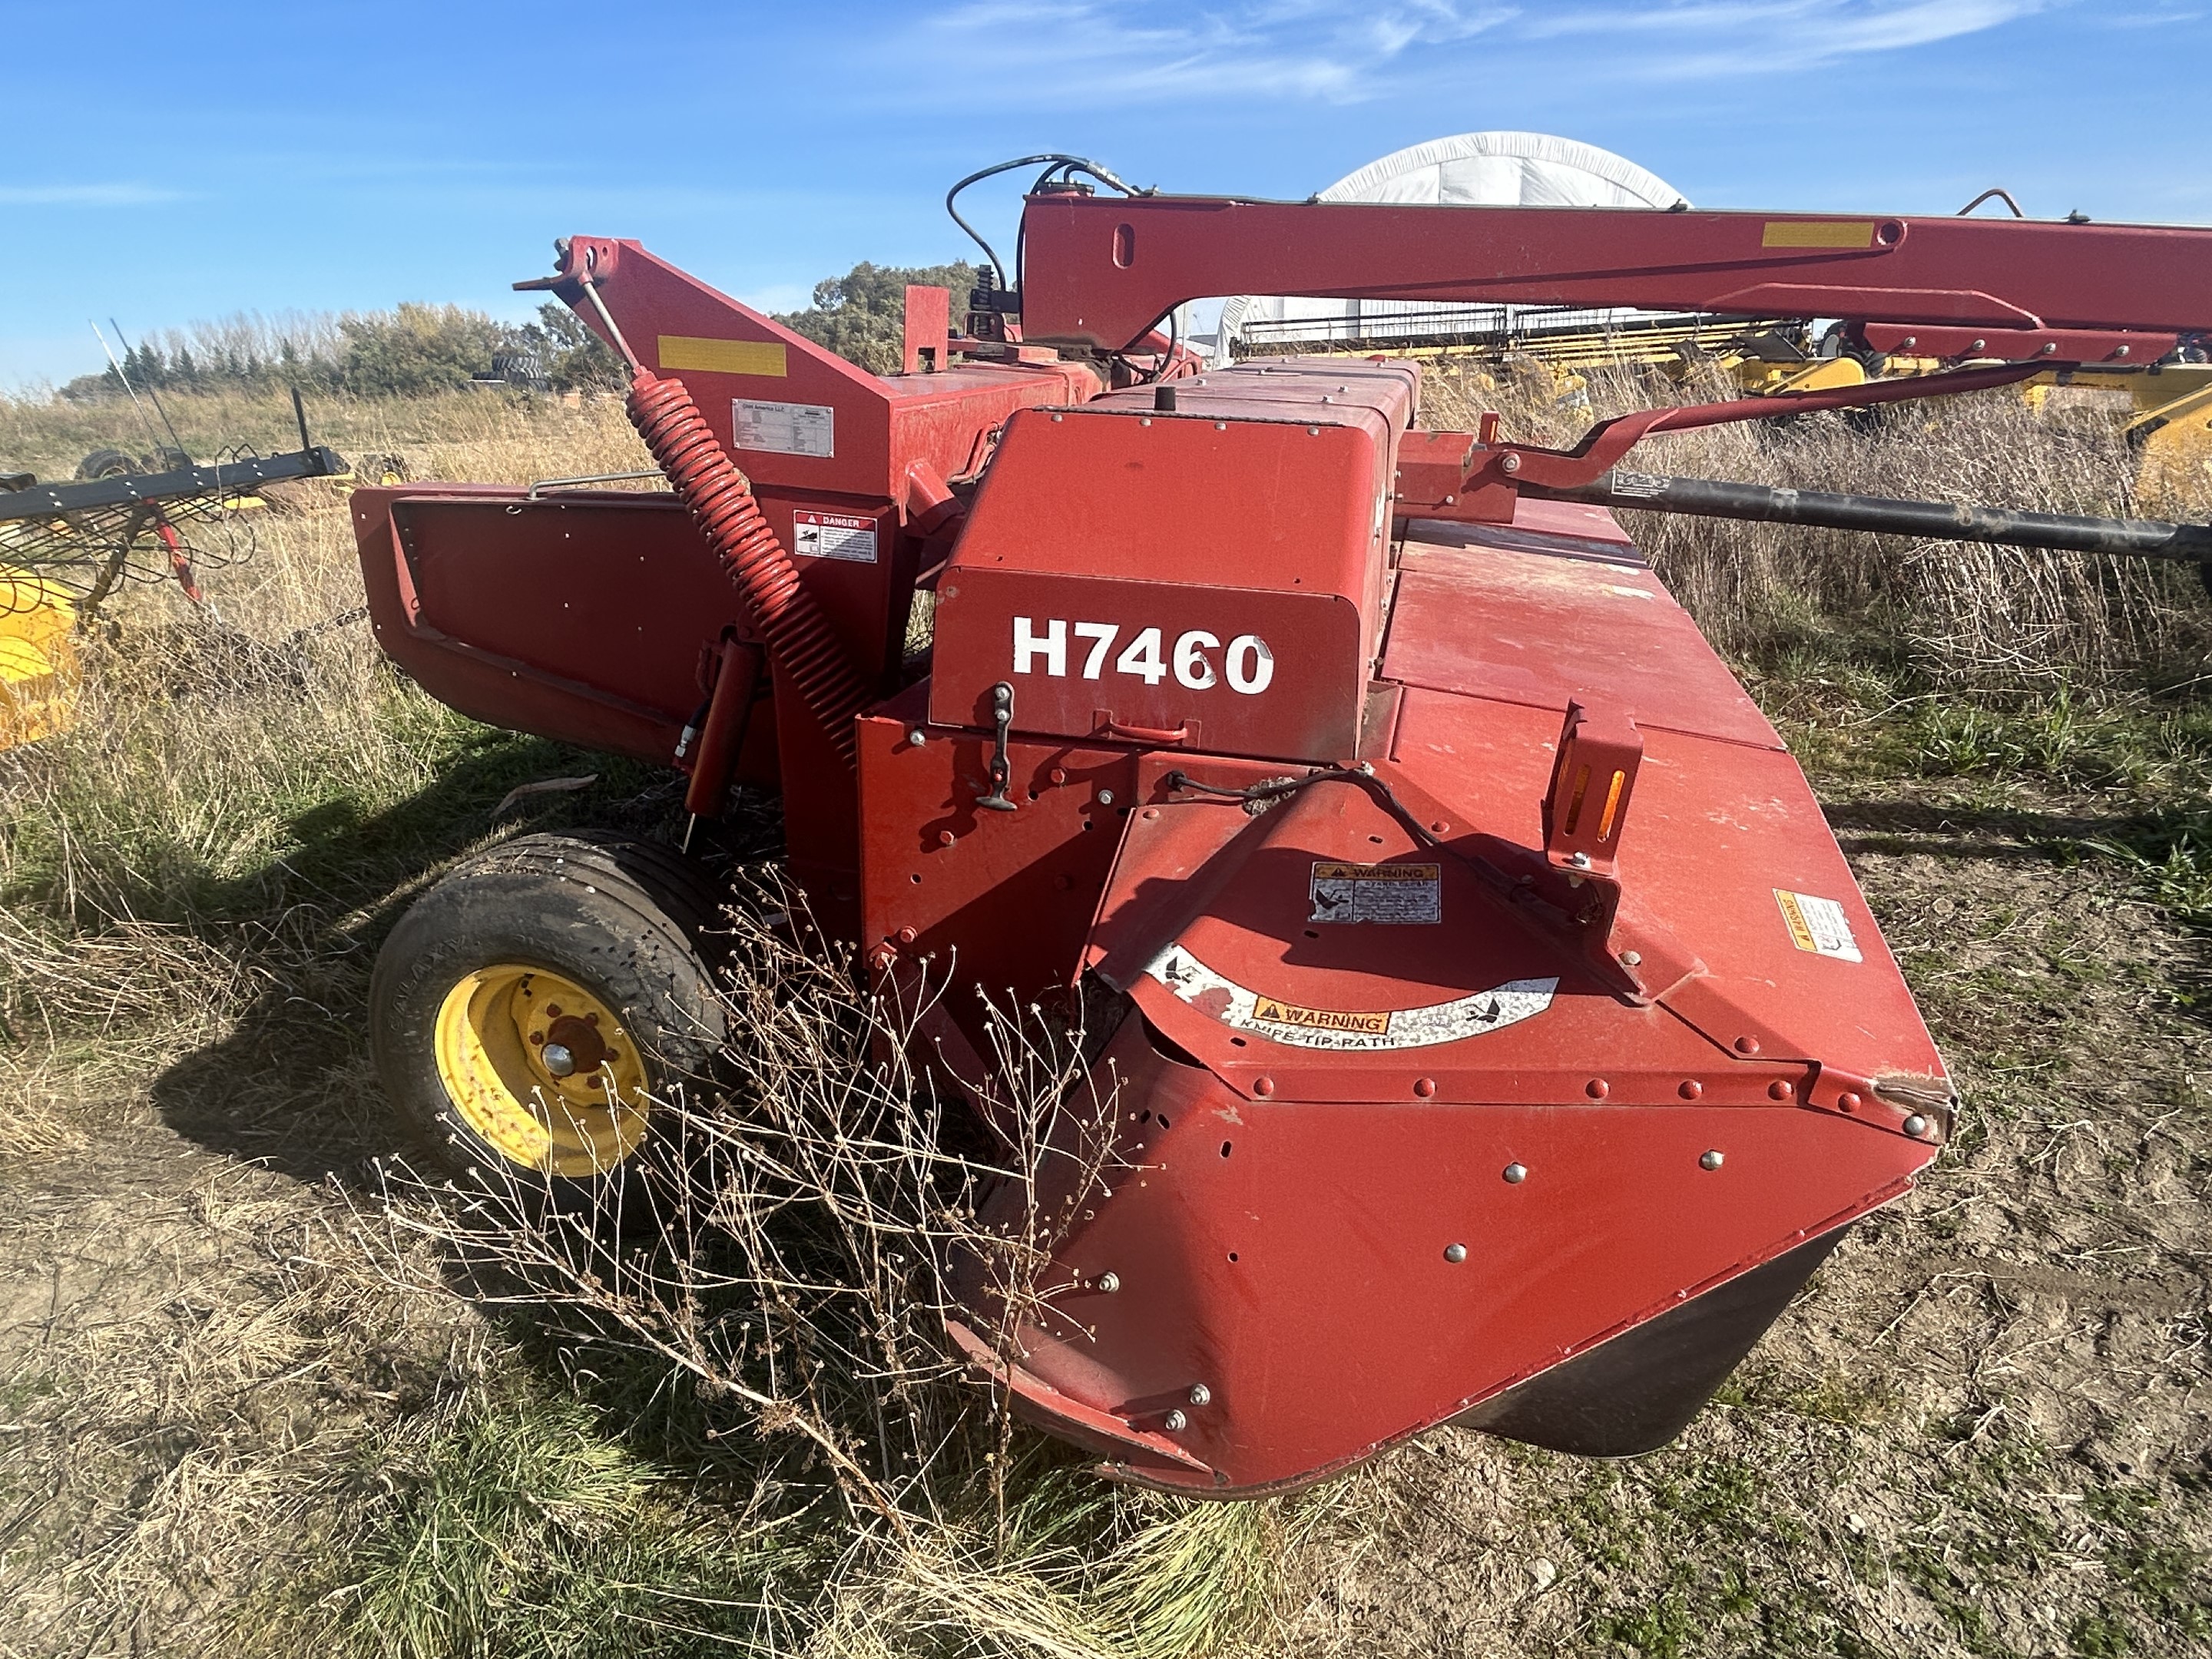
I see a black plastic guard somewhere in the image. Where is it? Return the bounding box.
[1453,1226,1850,1456]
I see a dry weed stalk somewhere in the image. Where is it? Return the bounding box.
[360,876,1129,1567]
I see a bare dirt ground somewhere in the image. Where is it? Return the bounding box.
[5,764,2206,1657]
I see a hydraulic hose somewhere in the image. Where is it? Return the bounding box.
[624,369,870,767]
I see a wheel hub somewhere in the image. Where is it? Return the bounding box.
[432,966,651,1176]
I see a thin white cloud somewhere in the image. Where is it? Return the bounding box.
[0,183,186,207]
[906,1,1518,105]
[893,0,2064,104]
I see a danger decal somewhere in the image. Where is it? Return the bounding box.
[1774,888,1863,963]
[1309,861,1442,926]
[1142,942,1556,1053]
[793,510,877,563]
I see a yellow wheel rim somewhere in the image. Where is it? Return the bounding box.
[432,965,653,1177]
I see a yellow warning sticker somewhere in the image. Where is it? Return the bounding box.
[1761,220,1876,250]
[657,336,788,376]
[1253,997,1392,1036]
[1774,889,1864,962]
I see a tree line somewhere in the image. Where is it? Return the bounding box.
[61,260,979,401]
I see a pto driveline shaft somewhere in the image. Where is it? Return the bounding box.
[1534,469,2212,561]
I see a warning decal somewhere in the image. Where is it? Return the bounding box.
[1251,997,1391,1037]
[1309,862,1442,926]
[733,398,835,459]
[1774,889,1863,963]
[793,510,878,563]
[1142,942,1555,1053]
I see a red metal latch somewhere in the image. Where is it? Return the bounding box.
[1542,699,1641,879]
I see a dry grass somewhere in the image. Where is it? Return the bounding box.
[1423,357,2212,686]
[0,384,651,488]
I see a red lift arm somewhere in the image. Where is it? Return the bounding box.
[1016,192,2212,365]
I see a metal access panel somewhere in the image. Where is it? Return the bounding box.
[929,389,1399,761]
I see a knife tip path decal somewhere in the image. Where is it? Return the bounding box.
[1144,942,1556,1051]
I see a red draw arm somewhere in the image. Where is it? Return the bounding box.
[1017,193,2212,357]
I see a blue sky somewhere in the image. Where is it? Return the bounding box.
[2,0,2206,390]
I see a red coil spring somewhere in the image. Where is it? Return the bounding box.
[626,370,869,766]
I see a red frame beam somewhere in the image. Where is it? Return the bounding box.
[1018,194,2212,353]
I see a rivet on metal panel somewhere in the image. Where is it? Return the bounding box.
[1412,1078,1436,1098]
[1307,427,1321,436]
[1443,1243,1468,1263]
[1095,1272,1121,1293]
[1700,1150,1725,1171]
[1164,1409,1188,1432]
[1569,851,1592,869]
[1098,790,1116,806]
[1734,1035,1761,1055]
[1140,417,1153,428]
[1142,807,1160,820]
[1214,422,1227,431]
[1500,452,1522,474]
[1051,414,1064,422]
[1431,820,1450,833]
[1253,1077,1276,1098]
[1502,1162,1528,1184]
[1903,1114,1932,1139]
[1621,950,1641,966]
[1678,1080,1704,1100]
[1768,1079,1793,1100]
[906,729,927,747]
[1048,767,1068,785]
[1188,1384,1211,1405]
[1585,1078,1609,1100]
[1838,1091,1861,1112]
[938,830,956,846]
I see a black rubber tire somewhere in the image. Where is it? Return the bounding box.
[75,447,141,481]
[369,831,728,1219]
[353,452,409,486]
